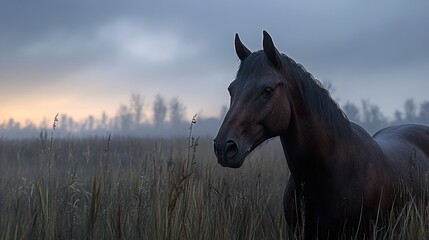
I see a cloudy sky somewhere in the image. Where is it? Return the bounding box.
[1,0,428,125]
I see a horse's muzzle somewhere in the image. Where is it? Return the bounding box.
[213,138,243,168]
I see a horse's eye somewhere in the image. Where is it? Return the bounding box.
[264,86,274,96]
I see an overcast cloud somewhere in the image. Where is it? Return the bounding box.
[1,0,428,124]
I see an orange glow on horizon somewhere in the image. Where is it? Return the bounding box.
[0,96,119,126]
[0,96,217,127]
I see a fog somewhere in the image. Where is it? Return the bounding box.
[2,92,429,139]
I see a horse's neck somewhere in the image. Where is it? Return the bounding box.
[280,119,334,184]
[281,116,385,188]
[280,106,366,185]
[279,65,384,186]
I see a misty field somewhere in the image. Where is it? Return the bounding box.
[1,128,429,239]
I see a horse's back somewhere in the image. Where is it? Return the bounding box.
[374,124,429,154]
[373,124,429,187]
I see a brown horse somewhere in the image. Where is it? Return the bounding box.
[214,31,429,239]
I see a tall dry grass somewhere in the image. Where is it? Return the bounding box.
[0,124,428,239]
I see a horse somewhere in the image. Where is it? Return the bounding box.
[213,31,429,239]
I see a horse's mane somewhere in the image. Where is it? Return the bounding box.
[282,54,352,140]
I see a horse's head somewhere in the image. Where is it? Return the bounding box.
[214,31,292,168]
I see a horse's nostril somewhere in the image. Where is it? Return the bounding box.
[225,140,238,159]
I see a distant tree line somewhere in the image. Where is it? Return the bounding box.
[1,93,429,138]
[343,99,429,134]
[0,94,226,138]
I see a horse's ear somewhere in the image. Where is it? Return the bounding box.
[235,33,251,61]
[263,30,281,67]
